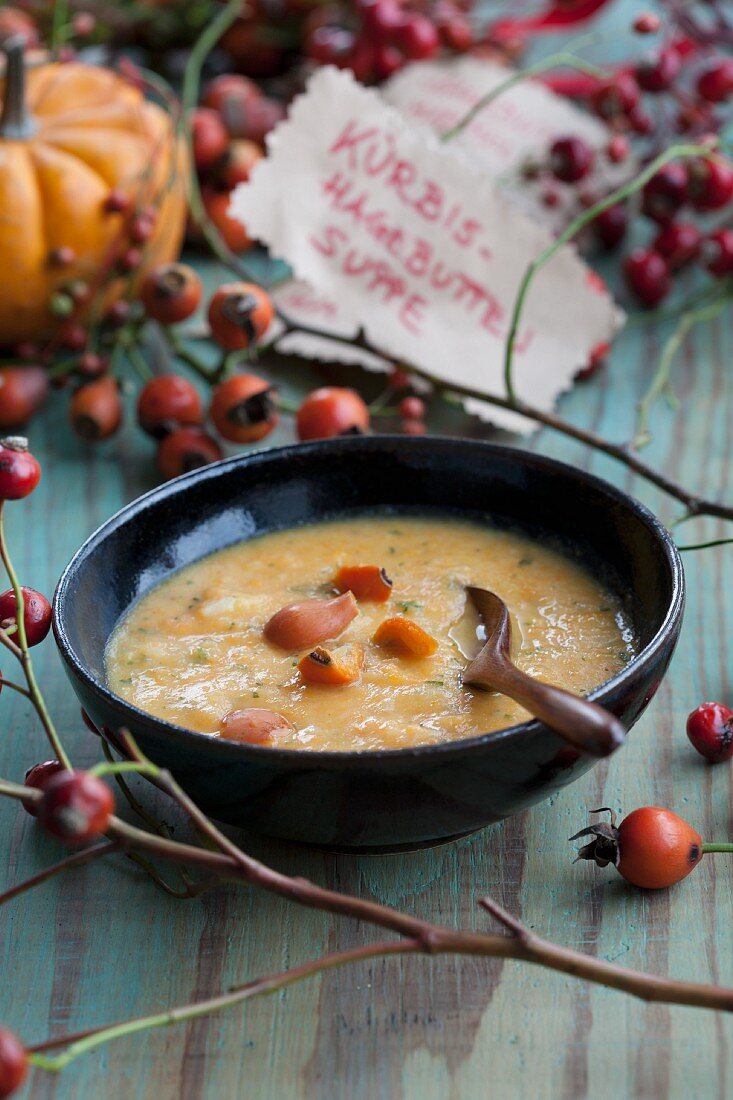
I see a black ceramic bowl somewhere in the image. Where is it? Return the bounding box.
[53,437,684,852]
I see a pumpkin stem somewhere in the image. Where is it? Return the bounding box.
[0,36,37,140]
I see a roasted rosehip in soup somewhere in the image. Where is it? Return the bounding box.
[106,517,632,753]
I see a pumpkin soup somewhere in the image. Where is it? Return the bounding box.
[105,516,633,751]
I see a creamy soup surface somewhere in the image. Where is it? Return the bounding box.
[105,516,634,752]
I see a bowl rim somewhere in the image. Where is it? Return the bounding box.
[53,435,685,768]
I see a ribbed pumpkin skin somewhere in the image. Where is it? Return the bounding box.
[0,61,187,345]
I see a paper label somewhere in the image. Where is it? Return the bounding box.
[383,55,634,232]
[231,67,622,433]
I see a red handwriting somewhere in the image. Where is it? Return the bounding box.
[318,172,504,336]
[329,121,484,250]
[310,225,510,338]
[310,227,426,334]
[279,289,338,320]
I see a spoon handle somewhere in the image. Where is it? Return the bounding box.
[483,662,625,758]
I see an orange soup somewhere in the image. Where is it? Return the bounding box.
[105,516,633,751]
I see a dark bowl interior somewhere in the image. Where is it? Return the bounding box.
[53,436,684,852]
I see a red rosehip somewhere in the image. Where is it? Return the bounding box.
[72,11,95,36]
[606,134,629,164]
[438,14,473,52]
[396,15,439,60]
[703,229,733,277]
[56,321,88,351]
[594,203,627,250]
[0,367,48,429]
[129,213,155,244]
[0,438,41,500]
[388,368,411,391]
[636,48,681,93]
[12,342,38,362]
[641,163,687,224]
[202,73,261,112]
[207,283,274,351]
[105,300,131,326]
[401,418,426,435]
[633,12,661,33]
[686,156,733,211]
[70,377,122,442]
[38,770,115,846]
[77,353,108,380]
[216,140,262,190]
[0,586,52,646]
[687,701,733,763]
[591,73,640,120]
[157,427,223,480]
[652,221,702,270]
[628,107,653,135]
[344,36,376,82]
[137,374,203,439]
[191,107,229,172]
[140,263,202,325]
[307,25,356,65]
[696,60,733,104]
[23,760,66,815]
[575,341,609,382]
[103,188,130,215]
[209,373,278,444]
[219,96,285,144]
[297,387,370,441]
[119,247,142,271]
[373,42,405,80]
[549,136,594,183]
[361,0,403,37]
[201,189,253,253]
[572,807,703,889]
[398,395,426,419]
[0,1027,27,1098]
[623,250,670,308]
[48,245,76,267]
[0,7,39,48]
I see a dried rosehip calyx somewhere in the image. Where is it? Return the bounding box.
[209,374,278,444]
[571,806,703,889]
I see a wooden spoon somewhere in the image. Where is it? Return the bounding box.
[462,586,626,758]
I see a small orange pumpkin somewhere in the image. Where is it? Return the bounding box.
[0,41,187,345]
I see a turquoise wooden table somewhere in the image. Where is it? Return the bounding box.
[3,12,733,1100]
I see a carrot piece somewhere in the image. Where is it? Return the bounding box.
[334,564,392,602]
[298,642,365,686]
[372,615,438,658]
[263,591,358,650]
[219,708,294,745]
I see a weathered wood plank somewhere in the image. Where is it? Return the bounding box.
[4,22,733,1099]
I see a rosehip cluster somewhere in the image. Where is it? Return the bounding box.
[305,0,473,84]
[189,75,285,253]
[534,12,733,312]
[131,280,276,478]
[541,138,733,308]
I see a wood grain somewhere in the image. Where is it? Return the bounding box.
[4,32,733,1100]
